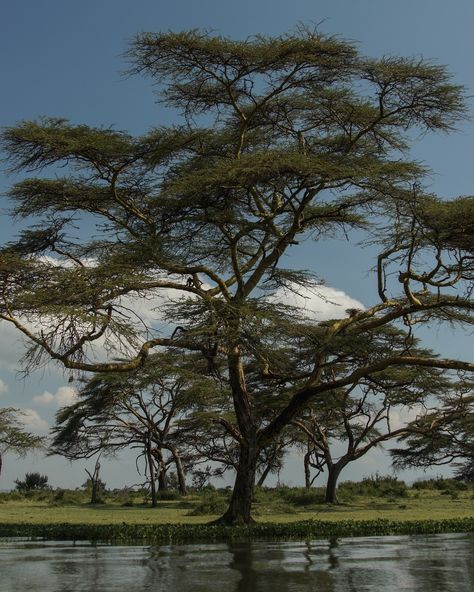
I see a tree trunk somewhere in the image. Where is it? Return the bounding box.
[0,452,2,478]
[213,437,258,525]
[324,463,344,504]
[146,444,158,507]
[154,447,168,491]
[216,343,258,525]
[158,467,168,491]
[85,460,101,504]
[90,479,99,504]
[256,461,273,487]
[170,446,187,495]
[304,450,312,489]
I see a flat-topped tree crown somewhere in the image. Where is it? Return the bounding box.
[1,28,473,524]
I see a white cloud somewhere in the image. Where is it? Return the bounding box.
[0,378,8,394]
[389,404,426,431]
[0,321,26,372]
[117,277,214,327]
[19,408,49,432]
[33,385,78,408]
[270,284,365,321]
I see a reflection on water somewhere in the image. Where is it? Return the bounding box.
[1,533,473,592]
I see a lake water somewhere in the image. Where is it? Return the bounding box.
[1,533,473,591]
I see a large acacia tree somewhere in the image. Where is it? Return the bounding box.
[1,28,474,523]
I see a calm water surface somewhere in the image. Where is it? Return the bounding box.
[1,533,473,591]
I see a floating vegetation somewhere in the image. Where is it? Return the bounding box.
[2,518,474,545]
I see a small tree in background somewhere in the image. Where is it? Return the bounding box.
[14,471,49,492]
[50,353,220,505]
[292,330,453,503]
[83,456,106,504]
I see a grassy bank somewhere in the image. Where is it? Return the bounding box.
[1,479,474,542]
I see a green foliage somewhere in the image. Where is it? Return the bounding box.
[411,477,468,491]
[339,475,408,498]
[14,472,50,492]
[154,489,182,501]
[2,518,474,544]
[187,489,229,515]
[279,487,326,506]
[454,459,474,483]
[0,408,45,459]
[419,195,474,253]
[251,487,297,515]
[391,390,474,472]
[1,26,473,526]
[0,491,23,502]
[82,478,107,495]
[51,489,88,506]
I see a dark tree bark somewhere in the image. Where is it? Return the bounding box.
[158,467,168,490]
[85,459,102,504]
[324,462,345,504]
[90,480,99,504]
[214,436,258,525]
[170,446,187,495]
[304,449,312,489]
[146,443,158,507]
[256,461,273,487]
[214,345,259,525]
[154,447,168,491]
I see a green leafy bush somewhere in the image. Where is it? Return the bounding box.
[339,475,408,498]
[155,489,181,501]
[281,487,325,506]
[14,472,50,492]
[51,489,88,505]
[411,477,467,491]
[188,490,228,515]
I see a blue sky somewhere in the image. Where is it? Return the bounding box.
[1,0,473,489]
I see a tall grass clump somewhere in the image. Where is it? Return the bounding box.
[411,478,468,491]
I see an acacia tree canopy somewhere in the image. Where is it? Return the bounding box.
[391,382,474,471]
[50,352,219,501]
[291,326,455,503]
[0,408,45,477]
[0,28,473,523]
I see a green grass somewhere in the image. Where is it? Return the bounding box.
[1,487,474,527]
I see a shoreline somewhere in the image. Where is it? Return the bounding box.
[2,517,474,544]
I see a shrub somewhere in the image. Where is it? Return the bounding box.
[107,488,144,504]
[253,486,283,504]
[281,487,325,506]
[14,472,49,492]
[155,489,181,501]
[51,489,87,505]
[188,490,228,516]
[0,491,23,502]
[32,490,54,502]
[412,477,467,491]
[339,475,408,498]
